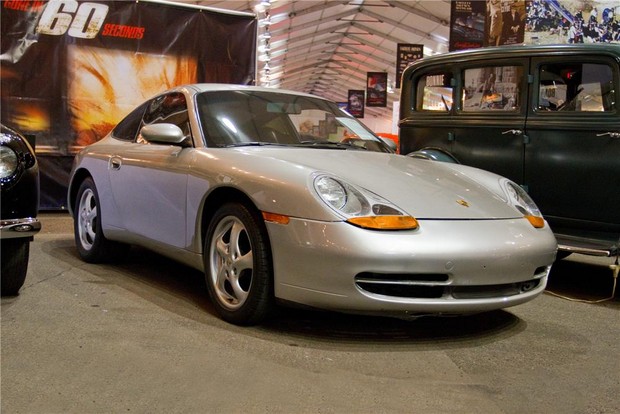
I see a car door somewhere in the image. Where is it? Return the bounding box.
[108,92,193,248]
[525,55,620,231]
[451,58,529,184]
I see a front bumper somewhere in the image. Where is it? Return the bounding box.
[0,217,41,239]
[267,217,557,316]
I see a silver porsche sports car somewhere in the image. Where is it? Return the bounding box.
[68,84,557,325]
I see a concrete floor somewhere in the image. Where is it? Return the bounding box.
[2,213,619,414]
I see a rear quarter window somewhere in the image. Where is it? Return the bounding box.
[415,72,454,112]
[111,101,149,141]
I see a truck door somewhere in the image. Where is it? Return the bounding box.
[525,56,620,232]
[399,66,456,157]
[451,59,529,184]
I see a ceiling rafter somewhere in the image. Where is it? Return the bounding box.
[357,6,447,46]
[269,33,345,62]
[271,0,349,21]
[385,0,450,26]
[271,8,360,36]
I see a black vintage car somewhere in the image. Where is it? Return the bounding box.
[1,124,41,295]
[399,44,620,260]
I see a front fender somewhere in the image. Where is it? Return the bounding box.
[407,148,460,163]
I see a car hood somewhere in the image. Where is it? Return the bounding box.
[225,147,519,220]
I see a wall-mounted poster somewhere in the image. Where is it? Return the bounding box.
[396,44,423,89]
[501,0,527,45]
[449,0,486,51]
[485,0,527,46]
[366,72,388,107]
[347,90,365,118]
[1,0,257,209]
[526,1,619,44]
[450,0,619,51]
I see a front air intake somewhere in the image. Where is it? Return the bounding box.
[355,273,450,298]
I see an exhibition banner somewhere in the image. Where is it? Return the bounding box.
[449,0,486,51]
[525,1,619,44]
[365,72,387,108]
[1,0,257,209]
[450,1,619,51]
[485,0,526,46]
[395,44,423,89]
[347,90,365,118]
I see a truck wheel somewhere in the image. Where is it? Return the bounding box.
[1,239,29,296]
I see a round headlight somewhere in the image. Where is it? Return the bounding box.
[0,145,18,179]
[315,176,347,210]
[503,180,545,228]
[506,181,541,217]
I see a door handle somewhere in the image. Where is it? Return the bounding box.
[596,132,620,139]
[502,129,523,135]
[109,157,122,170]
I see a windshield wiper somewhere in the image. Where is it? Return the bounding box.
[297,140,368,150]
[219,142,286,148]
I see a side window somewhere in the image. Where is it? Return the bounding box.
[139,92,191,144]
[462,66,522,112]
[415,72,453,112]
[538,63,615,112]
[111,101,149,141]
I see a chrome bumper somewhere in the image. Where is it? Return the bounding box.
[0,217,41,239]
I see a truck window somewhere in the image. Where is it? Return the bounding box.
[416,72,453,112]
[538,63,615,112]
[462,66,522,112]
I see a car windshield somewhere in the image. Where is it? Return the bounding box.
[196,90,392,152]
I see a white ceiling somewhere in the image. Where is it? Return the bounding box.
[178,0,452,118]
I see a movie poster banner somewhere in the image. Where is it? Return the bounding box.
[1,0,257,209]
[347,90,365,118]
[449,0,486,51]
[366,72,388,107]
[395,44,423,89]
[485,0,526,46]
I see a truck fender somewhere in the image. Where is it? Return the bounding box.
[406,148,460,163]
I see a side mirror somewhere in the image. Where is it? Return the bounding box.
[140,124,186,145]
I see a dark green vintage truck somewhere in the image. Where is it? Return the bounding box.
[399,44,620,259]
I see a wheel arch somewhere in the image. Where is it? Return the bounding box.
[199,186,272,254]
[67,168,93,215]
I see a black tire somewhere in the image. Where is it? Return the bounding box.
[204,202,273,325]
[1,239,29,296]
[73,177,127,263]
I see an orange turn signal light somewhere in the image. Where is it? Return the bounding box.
[347,215,419,230]
[262,212,290,225]
[525,215,545,228]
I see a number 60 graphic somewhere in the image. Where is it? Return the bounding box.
[37,0,109,39]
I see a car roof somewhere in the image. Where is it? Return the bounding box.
[403,43,620,75]
[174,83,326,101]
